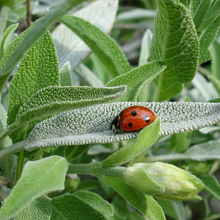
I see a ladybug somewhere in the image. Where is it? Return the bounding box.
[110,106,156,133]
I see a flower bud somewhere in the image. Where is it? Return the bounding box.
[124,162,204,201]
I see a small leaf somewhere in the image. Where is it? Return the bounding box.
[200,175,220,200]
[185,139,220,161]
[0,156,68,220]
[199,15,220,64]
[210,39,220,80]
[103,176,166,220]
[25,102,220,150]
[139,29,153,66]
[51,194,111,220]
[75,64,104,87]
[60,15,130,77]
[52,0,119,69]
[15,85,127,126]
[0,0,85,93]
[60,62,71,86]
[148,0,199,101]
[74,190,113,219]
[192,0,212,29]
[198,0,220,32]
[102,118,160,167]
[16,197,52,220]
[106,61,166,102]
[0,23,18,59]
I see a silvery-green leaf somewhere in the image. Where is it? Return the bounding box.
[0,156,68,220]
[25,102,220,150]
[16,197,52,220]
[52,0,120,69]
[75,64,104,87]
[0,23,18,59]
[106,61,166,102]
[199,15,220,64]
[60,62,71,86]
[138,29,152,66]
[148,0,199,101]
[116,8,156,21]
[0,0,85,92]
[16,85,127,125]
[59,15,130,77]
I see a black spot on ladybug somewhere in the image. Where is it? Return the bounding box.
[128,122,133,127]
[143,115,150,123]
[131,110,137,117]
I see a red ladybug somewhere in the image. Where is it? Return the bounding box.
[110,106,156,133]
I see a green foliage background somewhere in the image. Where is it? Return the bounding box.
[0,0,220,219]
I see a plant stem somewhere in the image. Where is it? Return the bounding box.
[16,150,24,181]
[68,162,126,178]
[26,0,32,27]
[0,140,28,162]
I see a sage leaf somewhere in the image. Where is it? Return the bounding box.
[15,85,127,125]
[103,176,166,220]
[53,0,119,70]
[74,190,113,219]
[8,31,60,126]
[7,31,60,143]
[199,15,220,64]
[0,0,85,92]
[51,193,112,220]
[60,62,71,86]
[0,156,68,220]
[106,61,166,102]
[0,23,18,59]
[25,102,220,150]
[200,175,220,200]
[148,0,199,101]
[16,197,52,220]
[102,118,160,167]
[59,15,130,77]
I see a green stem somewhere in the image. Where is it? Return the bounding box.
[68,162,126,178]
[0,122,19,143]
[16,150,24,181]
[33,148,45,161]
[66,145,79,162]
[0,140,28,162]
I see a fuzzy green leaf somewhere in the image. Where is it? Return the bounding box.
[148,0,199,101]
[106,61,166,102]
[103,176,166,220]
[24,102,220,150]
[8,31,60,126]
[0,0,85,93]
[198,0,220,32]
[51,193,112,220]
[75,64,104,87]
[59,15,130,77]
[7,31,60,143]
[53,0,119,70]
[199,15,220,64]
[15,85,127,125]
[200,175,220,200]
[0,23,18,59]
[102,118,160,167]
[74,190,114,219]
[16,197,52,220]
[192,0,212,29]
[210,40,220,80]
[0,156,68,220]
[60,62,71,86]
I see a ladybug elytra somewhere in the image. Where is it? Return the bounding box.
[110,106,156,133]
